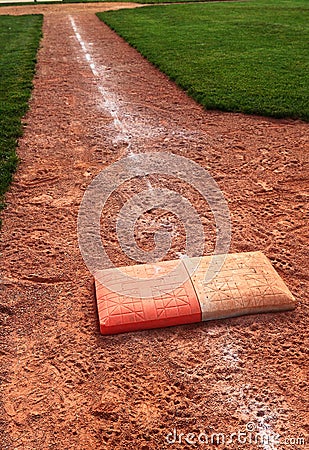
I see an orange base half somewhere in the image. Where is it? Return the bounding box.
[95,260,201,335]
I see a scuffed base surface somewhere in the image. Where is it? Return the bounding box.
[95,252,295,335]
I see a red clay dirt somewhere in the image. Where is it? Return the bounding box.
[0,3,308,449]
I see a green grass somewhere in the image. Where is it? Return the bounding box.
[0,15,42,217]
[98,0,309,121]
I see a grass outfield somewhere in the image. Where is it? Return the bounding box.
[98,0,309,121]
[0,15,42,217]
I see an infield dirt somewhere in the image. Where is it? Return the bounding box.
[0,4,308,449]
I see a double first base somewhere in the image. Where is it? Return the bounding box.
[94,251,296,335]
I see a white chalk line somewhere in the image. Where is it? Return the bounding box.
[69,15,214,157]
[69,15,132,151]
